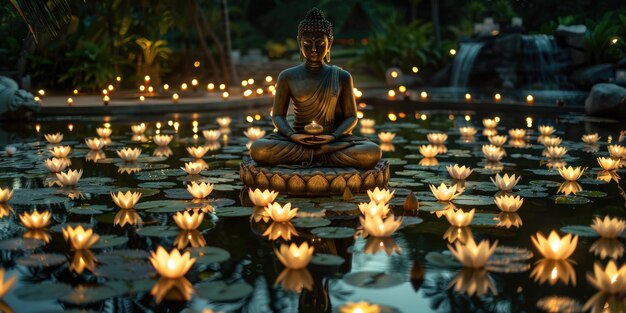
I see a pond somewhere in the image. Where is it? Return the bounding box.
[0,103,624,313]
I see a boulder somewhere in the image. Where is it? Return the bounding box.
[0,76,40,119]
[585,83,626,119]
[554,25,587,48]
[570,64,613,89]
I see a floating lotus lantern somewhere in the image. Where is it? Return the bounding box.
[538,125,556,136]
[263,222,298,241]
[532,231,578,260]
[446,164,473,180]
[360,119,375,128]
[131,123,146,135]
[0,269,16,299]
[44,132,63,144]
[276,268,313,293]
[589,238,624,260]
[483,118,498,128]
[482,144,505,162]
[443,225,474,244]
[150,246,196,279]
[0,188,13,203]
[96,127,112,138]
[114,209,142,227]
[597,157,621,171]
[62,225,100,250]
[488,135,507,147]
[445,208,475,227]
[216,116,231,128]
[459,127,477,137]
[340,302,381,313]
[360,214,402,237]
[111,191,141,209]
[275,242,314,269]
[448,238,497,268]
[429,183,462,201]
[49,145,71,158]
[367,187,395,205]
[244,127,266,141]
[544,146,568,159]
[248,188,278,207]
[186,145,209,159]
[508,128,526,139]
[202,130,221,142]
[497,212,523,228]
[591,216,626,239]
[116,147,141,162]
[587,261,626,294]
[153,134,173,146]
[264,202,298,222]
[173,210,204,230]
[377,132,396,143]
[358,201,390,218]
[427,132,447,145]
[186,182,213,199]
[531,258,576,286]
[19,209,51,229]
[182,161,206,175]
[490,173,520,191]
[558,181,583,195]
[56,169,82,187]
[582,133,601,145]
[558,166,586,181]
[84,138,103,151]
[419,145,439,158]
[494,194,523,212]
[608,145,626,159]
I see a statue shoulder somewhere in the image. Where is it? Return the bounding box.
[333,66,353,85]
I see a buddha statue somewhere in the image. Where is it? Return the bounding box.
[250,8,381,170]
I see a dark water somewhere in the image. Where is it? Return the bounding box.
[0,105,624,313]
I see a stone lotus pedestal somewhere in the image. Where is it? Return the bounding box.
[240,157,390,196]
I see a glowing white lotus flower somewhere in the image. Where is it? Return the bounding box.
[532,231,578,260]
[490,173,520,191]
[508,128,526,139]
[377,132,396,143]
[186,182,214,199]
[459,127,477,137]
[0,269,16,299]
[56,169,82,186]
[181,161,206,175]
[153,134,173,146]
[111,191,142,209]
[131,123,146,134]
[44,132,63,144]
[483,145,505,163]
[367,187,395,205]
[544,146,567,159]
[360,119,375,128]
[582,133,601,145]
[591,216,626,239]
[62,225,100,250]
[264,202,298,222]
[608,145,626,159]
[427,132,448,144]
[538,125,556,136]
[248,188,278,207]
[358,201,390,218]
[340,302,381,313]
[597,157,621,171]
[488,135,507,147]
[49,145,71,158]
[494,194,523,212]
[587,261,626,294]
[275,242,314,269]
[360,214,402,238]
[244,127,266,141]
[186,145,210,158]
[542,136,562,147]
[419,144,439,158]
[173,210,204,230]
[448,238,497,268]
[558,166,586,181]
[19,209,51,229]
[447,164,473,180]
[150,246,196,278]
[116,147,141,162]
[482,118,498,128]
[216,116,231,128]
[96,127,112,138]
[84,138,104,150]
[445,208,475,227]
[429,183,462,201]
[202,130,221,142]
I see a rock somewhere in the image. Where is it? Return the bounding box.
[0,76,40,119]
[569,49,587,66]
[585,83,626,119]
[554,25,587,48]
[570,64,614,89]
[493,34,521,55]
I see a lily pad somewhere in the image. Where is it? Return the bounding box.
[60,285,121,304]
[135,200,186,213]
[94,262,155,280]
[554,196,592,205]
[189,246,231,264]
[92,235,129,249]
[311,253,345,266]
[343,271,405,289]
[0,238,44,250]
[216,206,251,217]
[194,280,253,302]
[16,253,66,267]
[453,195,495,206]
[14,282,72,301]
[576,190,607,198]
[292,218,331,228]
[560,225,598,237]
[311,227,355,239]
[136,225,179,238]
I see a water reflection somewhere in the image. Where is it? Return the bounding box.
[151,277,193,304]
[449,268,497,297]
[275,268,313,293]
[530,259,576,286]
[589,238,624,260]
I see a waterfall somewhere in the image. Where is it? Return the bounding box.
[522,34,567,88]
[451,42,485,87]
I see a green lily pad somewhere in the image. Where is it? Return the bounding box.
[471,213,500,226]
[16,253,66,267]
[292,218,331,228]
[424,251,461,269]
[69,204,113,215]
[216,206,251,217]
[50,222,92,233]
[92,235,129,249]
[189,246,231,264]
[311,227,355,239]
[311,253,345,266]
[453,195,495,206]
[343,271,405,289]
[576,191,607,198]
[137,181,177,189]
[560,225,598,237]
[94,262,155,280]
[135,200,186,213]
[137,225,179,237]
[554,196,592,205]
[14,282,72,301]
[60,285,121,304]
[194,281,253,302]
[0,238,44,250]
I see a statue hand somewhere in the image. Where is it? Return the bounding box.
[290,134,335,146]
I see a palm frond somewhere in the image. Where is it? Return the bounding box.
[9,0,72,41]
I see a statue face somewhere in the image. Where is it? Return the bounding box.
[299,33,330,63]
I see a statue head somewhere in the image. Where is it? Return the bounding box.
[297,8,333,63]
